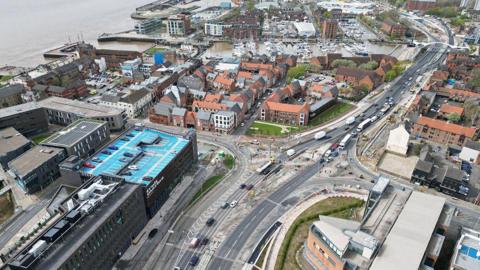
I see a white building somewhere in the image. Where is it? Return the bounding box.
[385,125,409,156]
[100,89,152,118]
[450,227,480,270]
[167,14,190,36]
[205,22,225,37]
[293,22,316,37]
[121,58,142,77]
[213,110,236,134]
[459,140,480,164]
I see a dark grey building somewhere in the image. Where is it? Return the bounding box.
[0,84,25,108]
[8,146,66,194]
[7,176,148,270]
[0,102,49,136]
[41,119,110,158]
[0,127,33,170]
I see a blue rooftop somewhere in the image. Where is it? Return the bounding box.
[80,128,189,186]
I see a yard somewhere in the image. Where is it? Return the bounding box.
[308,102,355,127]
[31,133,52,145]
[247,121,299,137]
[276,197,364,270]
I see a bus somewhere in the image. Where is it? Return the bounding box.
[256,161,273,175]
[339,134,352,150]
[356,118,372,132]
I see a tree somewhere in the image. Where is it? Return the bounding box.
[331,59,357,68]
[464,98,480,126]
[447,113,461,123]
[359,61,378,70]
[384,70,397,82]
[470,68,480,88]
[286,65,307,83]
[246,0,255,12]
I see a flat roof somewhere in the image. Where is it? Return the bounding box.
[42,119,106,148]
[372,176,390,194]
[451,227,480,270]
[9,146,64,177]
[38,96,124,118]
[370,192,445,270]
[0,102,42,118]
[80,127,189,186]
[0,127,30,155]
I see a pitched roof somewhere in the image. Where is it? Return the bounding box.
[336,67,376,80]
[192,100,229,111]
[204,93,223,103]
[0,84,25,98]
[197,110,212,121]
[153,102,174,116]
[439,104,464,115]
[172,107,187,117]
[214,75,235,87]
[264,101,309,113]
[237,71,254,80]
[416,116,477,138]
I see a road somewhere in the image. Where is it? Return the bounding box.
[207,42,450,269]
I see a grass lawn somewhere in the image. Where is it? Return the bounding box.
[276,197,364,270]
[308,102,355,127]
[247,121,299,137]
[223,154,235,170]
[0,192,15,225]
[145,47,165,55]
[190,174,225,204]
[31,133,52,145]
[0,75,12,83]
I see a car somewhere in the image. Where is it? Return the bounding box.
[124,152,134,158]
[351,130,358,137]
[119,157,128,162]
[200,238,209,245]
[220,202,229,209]
[330,143,339,151]
[230,201,238,208]
[108,145,118,150]
[121,171,132,176]
[128,165,139,170]
[92,157,102,163]
[120,137,130,141]
[148,228,158,239]
[189,256,199,266]
[174,267,181,270]
[206,217,215,226]
[126,133,135,137]
[101,150,111,155]
[83,162,95,169]
[332,151,339,157]
[143,176,153,181]
[246,184,254,190]
[240,183,247,189]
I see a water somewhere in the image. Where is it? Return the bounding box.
[0,0,153,67]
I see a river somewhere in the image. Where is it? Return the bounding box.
[0,0,153,67]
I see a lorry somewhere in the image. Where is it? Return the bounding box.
[339,134,352,150]
[314,131,326,140]
[356,118,372,132]
[345,116,355,125]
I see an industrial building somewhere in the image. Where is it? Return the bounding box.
[7,175,148,270]
[41,119,110,158]
[79,126,198,217]
[0,102,49,136]
[370,191,454,270]
[0,127,33,170]
[8,146,66,194]
[38,97,127,131]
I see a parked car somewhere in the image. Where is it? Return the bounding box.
[200,238,209,245]
[220,202,229,209]
[246,184,254,190]
[189,256,199,266]
[123,152,134,158]
[240,183,247,189]
[230,201,238,208]
[206,217,215,226]
[101,150,111,155]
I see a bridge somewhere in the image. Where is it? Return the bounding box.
[413,41,469,50]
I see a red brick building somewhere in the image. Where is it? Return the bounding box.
[407,0,436,11]
[382,19,406,38]
[412,116,477,146]
[322,19,338,40]
[335,67,379,91]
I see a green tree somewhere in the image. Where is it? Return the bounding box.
[359,61,378,70]
[246,0,255,12]
[331,59,357,68]
[470,68,480,88]
[385,70,397,82]
[447,113,461,123]
[286,65,307,83]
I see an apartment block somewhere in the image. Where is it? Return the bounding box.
[412,116,477,146]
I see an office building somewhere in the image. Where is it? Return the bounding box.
[8,146,66,194]
[41,119,110,158]
[205,22,225,37]
[0,127,33,170]
[305,216,378,270]
[322,19,338,40]
[79,127,198,217]
[0,102,49,136]
[135,17,162,34]
[213,110,236,134]
[370,192,453,270]
[7,176,148,270]
[38,97,127,131]
[167,14,191,36]
[0,84,25,108]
